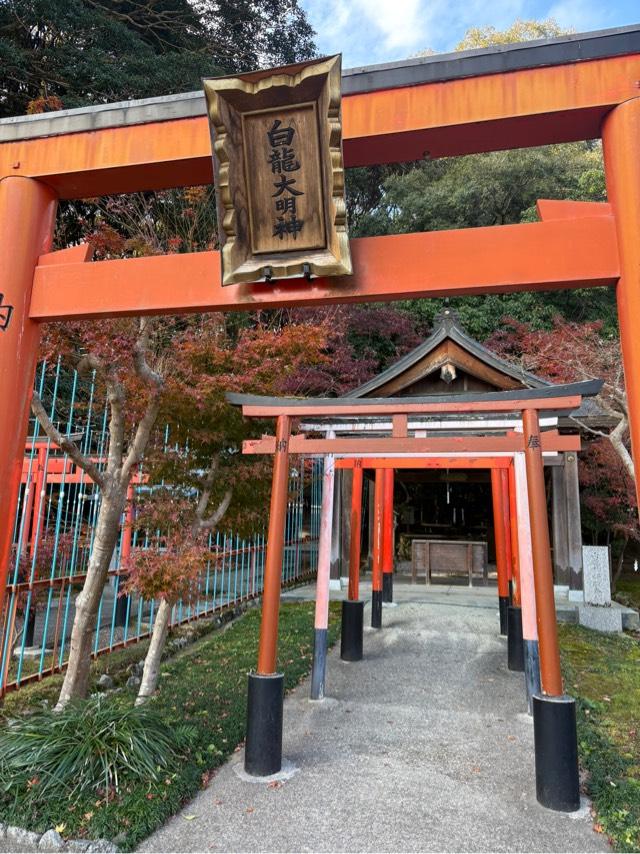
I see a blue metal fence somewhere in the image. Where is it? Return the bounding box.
[0,362,321,696]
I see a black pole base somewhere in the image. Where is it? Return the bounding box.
[507,605,524,672]
[341,600,364,661]
[371,589,382,628]
[114,594,129,628]
[524,639,541,713]
[533,694,580,812]
[310,628,328,700]
[244,672,284,777]
[382,573,393,603]
[24,608,36,647]
[498,595,509,636]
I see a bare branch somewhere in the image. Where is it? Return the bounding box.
[194,457,220,524]
[121,394,162,484]
[31,392,106,489]
[199,489,233,531]
[133,317,164,390]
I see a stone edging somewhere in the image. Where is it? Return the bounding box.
[0,824,118,852]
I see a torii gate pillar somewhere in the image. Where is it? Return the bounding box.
[0,178,57,607]
[603,98,640,512]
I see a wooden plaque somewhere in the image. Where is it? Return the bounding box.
[203,55,352,286]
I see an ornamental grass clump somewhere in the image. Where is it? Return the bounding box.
[0,695,194,804]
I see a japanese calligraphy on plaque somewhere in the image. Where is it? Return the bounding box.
[203,55,351,286]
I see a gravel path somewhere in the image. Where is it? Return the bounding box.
[138,591,609,853]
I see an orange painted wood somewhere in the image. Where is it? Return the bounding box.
[491,469,510,598]
[30,217,619,321]
[536,199,612,220]
[508,463,521,605]
[257,414,291,675]
[348,464,363,601]
[372,469,384,593]
[238,399,584,417]
[523,409,563,696]
[2,56,638,197]
[336,457,512,469]
[0,178,57,632]
[382,469,394,575]
[603,98,640,514]
[500,468,514,583]
[243,434,581,455]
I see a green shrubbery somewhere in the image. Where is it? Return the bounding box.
[0,602,340,850]
[0,697,195,804]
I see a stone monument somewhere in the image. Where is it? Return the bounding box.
[578,545,623,633]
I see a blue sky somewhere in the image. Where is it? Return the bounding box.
[301,0,639,69]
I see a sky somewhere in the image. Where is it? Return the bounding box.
[301,0,639,69]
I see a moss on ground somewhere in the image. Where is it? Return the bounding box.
[0,602,341,851]
[559,624,640,852]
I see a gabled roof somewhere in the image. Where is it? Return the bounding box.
[348,308,548,398]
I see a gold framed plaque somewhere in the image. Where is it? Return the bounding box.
[203,55,352,286]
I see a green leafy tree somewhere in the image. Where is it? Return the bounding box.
[0,0,316,118]
[455,18,568,50]
[344,18,615,336]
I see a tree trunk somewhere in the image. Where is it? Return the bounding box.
[135,598,172,705]
[55,488,126,710]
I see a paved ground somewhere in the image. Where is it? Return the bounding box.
[139,585,609,853]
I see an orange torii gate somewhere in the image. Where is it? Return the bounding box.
[1,24,639,811]
[229,380,598,809]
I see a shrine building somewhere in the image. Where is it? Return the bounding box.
[316,308,613,594]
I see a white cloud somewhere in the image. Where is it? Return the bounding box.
[302,0,619,68]
[546,0,613,31]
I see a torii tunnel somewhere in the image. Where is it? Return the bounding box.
[228,380,601,810]
[1,22,640,814]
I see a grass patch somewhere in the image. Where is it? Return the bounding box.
[0,601,341,850]
[614,572,640,612]
[559,624,640,852]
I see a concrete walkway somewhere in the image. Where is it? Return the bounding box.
[139,586,608,853]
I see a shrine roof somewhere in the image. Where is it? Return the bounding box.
[1,23,639,143]
[348,308,547,398]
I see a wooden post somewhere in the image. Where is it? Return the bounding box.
[311,449,335,700]
[500,468,513,587]
[0,177,57,637]
[371,469,384,628]
[340,467,352,587]
[507,463,521,606]
[513,451,542,708]
[490,468,510,634]
[330,467,341,583]
[381,468,394,602]
[348,461,363,601]
[564,452,583,593]
[256,414,291,675]
[602,97,640,511]
[523,409,563,696]
[551,461,570,588]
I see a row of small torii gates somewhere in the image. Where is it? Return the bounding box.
[2,23,640,818]
[228,380,600,811]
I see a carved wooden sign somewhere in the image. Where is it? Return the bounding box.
[203,55,352,286]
